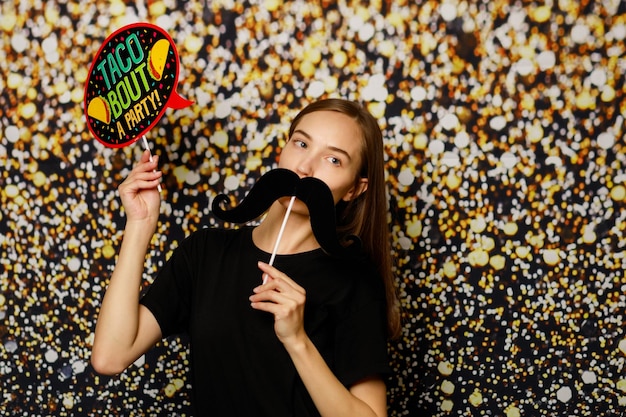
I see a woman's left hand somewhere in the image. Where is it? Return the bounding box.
[250,261,307,347]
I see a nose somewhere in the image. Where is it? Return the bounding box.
[295,157,313,178]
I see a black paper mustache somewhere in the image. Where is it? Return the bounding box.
[212,168,361,258]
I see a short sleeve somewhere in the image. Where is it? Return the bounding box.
[140,239,194,337]
[333,277,391,387]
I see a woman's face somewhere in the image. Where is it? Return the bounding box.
[278,110,368,205]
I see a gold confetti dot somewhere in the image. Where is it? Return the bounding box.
[4,184,20,199]
[441,380,455,395]
[490,254,506,270]
[406,218,422,239]
[20,102,37,119]
[468,249,489,267]
[210,130,229,151]
[610,184,626,202]
[575,90,596,110]
[184,35,204,54]
[299,60,316,78]
[102,244,116,260]
[148,1,167,16]
[543,249,561,266]
[503,222,518,236]
[442,262,457,279]
[164,383,177,398]
[437,360,454,376]
[530,5,551,23]
[332,50,348,68]
[440,399,454,412]
[468,390,483,407]
[470,216,487,233]
[506,406,521,417]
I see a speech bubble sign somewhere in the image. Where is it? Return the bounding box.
[84,22,192,148]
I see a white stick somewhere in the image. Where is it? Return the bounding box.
[141,135,162,192]
[264,195,296,283]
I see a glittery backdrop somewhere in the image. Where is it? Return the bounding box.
[1,0,625,416]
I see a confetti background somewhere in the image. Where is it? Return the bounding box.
[1,0,625,416]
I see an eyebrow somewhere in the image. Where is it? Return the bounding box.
[292,129,353,162]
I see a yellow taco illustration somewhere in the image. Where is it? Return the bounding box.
[87,96,111,124]
[148,38,170,81]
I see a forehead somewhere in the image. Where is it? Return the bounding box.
[294,111,364,149]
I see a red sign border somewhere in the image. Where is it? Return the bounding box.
[83,22,183,148]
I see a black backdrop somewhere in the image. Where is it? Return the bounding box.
[1,1,625,416]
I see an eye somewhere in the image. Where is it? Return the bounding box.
[293,139,307,148]
[327,156,342,166]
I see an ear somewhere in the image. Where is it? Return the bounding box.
[342,178,368,202]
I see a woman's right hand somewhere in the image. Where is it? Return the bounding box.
[118,150,163,225]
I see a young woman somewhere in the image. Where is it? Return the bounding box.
[91,98,400,416]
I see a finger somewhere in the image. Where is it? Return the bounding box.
[253,276,301,297]
[136,154,159,173]
[120,170,162,192]
[250,284,306,310]
[257,262,304,293]
[140,149,151,162]
[249,291,303,314]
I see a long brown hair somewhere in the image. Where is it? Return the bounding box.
[288,99,401,339]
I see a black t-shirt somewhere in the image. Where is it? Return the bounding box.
[140,226,390,416]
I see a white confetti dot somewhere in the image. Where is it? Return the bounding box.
[597,131,615,149]
[184,169,201,185]
[67,257,81,272]
[611,22,626,41]
[545,156,563,166]
[72,361,86,374]
[362,74,388,102]
[454,131,470,148]
[410,86,427,102]
[489,115,507,131]
[348,16,364,32]
[429,139,445,155]
[133,355,146,367]
[41,35,58,53]
[588,68,607,87]
[516,58,534,76]
[440,113,459,131]
[442,151,460,167]
[5,125,20,143]
[45,349,59,363]
[581,370,597,384]
[11,33,29,53]
[571,24,590,43]
[306,80,325,99]
[215,100,232,119]
[556,386,572,403]
[398,236,412,250]
[537,50,556,71]
[224,175,240,191]
[5,340,18,353]
[358,22,375,41]
[501,152,518,169]
[398,169,415,186]
[440,3,457,22]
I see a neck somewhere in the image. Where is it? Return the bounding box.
[253,200,320,255]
